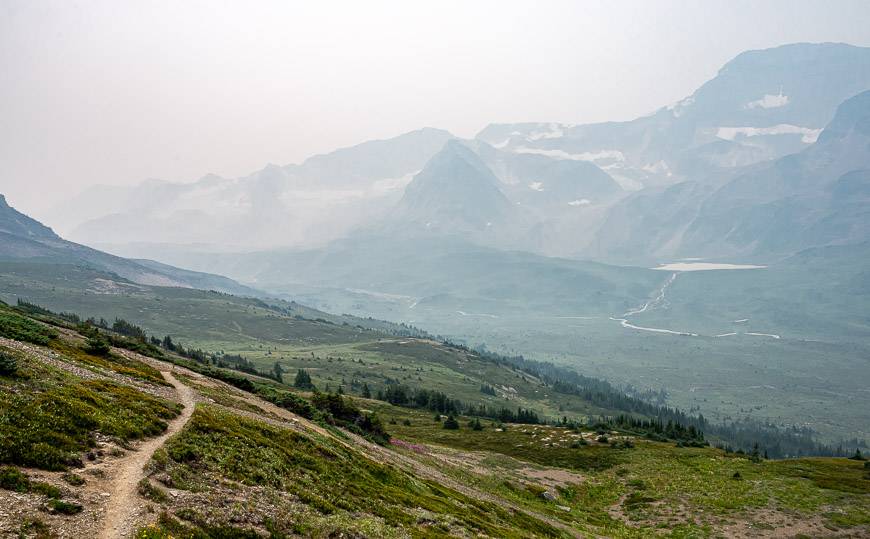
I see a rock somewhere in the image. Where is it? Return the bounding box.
[541,490,558,501]
[155,473,173,487]
[557,505,571,512]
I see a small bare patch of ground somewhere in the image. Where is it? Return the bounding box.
[517,467,586,489]
[717,507,862,538]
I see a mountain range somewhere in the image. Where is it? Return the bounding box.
[48,42,870,266]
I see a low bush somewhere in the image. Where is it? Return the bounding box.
[47,499,83,515]
[0,376,180,471]
[0,310,56,345]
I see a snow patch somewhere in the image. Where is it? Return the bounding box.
[716,124,821,144]
[642,160,673,177]
[568,199,591,206]
[529,181,544,192]
[746,91,789,109]
[492,139,511,149]
[527,123,570,141]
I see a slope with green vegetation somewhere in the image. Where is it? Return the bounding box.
[0,259,855,458]
[0,302,868,538]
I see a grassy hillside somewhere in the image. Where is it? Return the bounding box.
[1,307,867,538]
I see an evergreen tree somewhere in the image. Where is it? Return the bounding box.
[0,352,17,376]
[271,361,284,383]
[361,383,371,398]
[443,415,460,430]
[85,335,110,356]
[294,368,315,390]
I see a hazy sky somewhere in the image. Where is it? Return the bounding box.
[2,0,870,218]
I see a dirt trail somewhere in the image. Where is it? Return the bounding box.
[99,371,196,539]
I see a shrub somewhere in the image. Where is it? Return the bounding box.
[138,478,169,503]
[0,352,17,376]
[20,518,50,537]
[0,311,56,344]
[84,335,111,356]
[0,467,60,499]
[47,499,83,515]
[31,481,61,499]
[443,415,460,430]
[0,466,30,492]
[62,473,85,486]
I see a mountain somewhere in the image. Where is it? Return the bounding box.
[0,195,57,241]
[477,43,870,193]
[50,43,870,262]
[55,128,455,250]
[677,90,870,258]
[390,140,515,235]
[594,89,870,262]
[0,194,259,295]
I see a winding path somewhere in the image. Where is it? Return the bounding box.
[99,371,196,539]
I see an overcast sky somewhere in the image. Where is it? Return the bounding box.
[2,0,870,218]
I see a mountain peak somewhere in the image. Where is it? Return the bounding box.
[0,195,59,241]
[396,141,512,232]
[721,42,867,73]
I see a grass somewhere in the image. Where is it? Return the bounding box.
[152,404,562,538]
[0,466,82,516]
[46,499,83,515]
[49,339,169,386]
[138,478,169,503]
[0,346,181,470]
[61,473,85,486]
[375,403,870,536]
[19,517,54,539]
[376,403,625,471]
